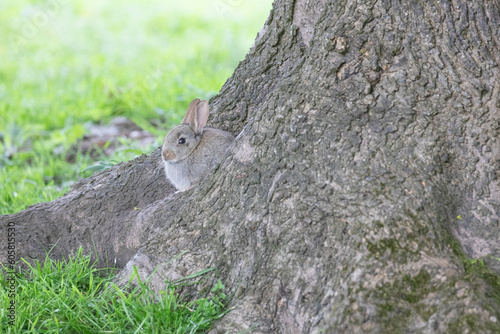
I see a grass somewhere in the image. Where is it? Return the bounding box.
[0,1,270,331]
[0,248,229,333]
[0,0,272,214]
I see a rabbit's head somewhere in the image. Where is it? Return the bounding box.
[161,98,209,162]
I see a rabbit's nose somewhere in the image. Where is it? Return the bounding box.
[162,149,176,161]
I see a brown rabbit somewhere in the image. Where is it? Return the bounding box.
[161,98,234,191]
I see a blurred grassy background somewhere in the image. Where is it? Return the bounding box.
[0,0,272,214]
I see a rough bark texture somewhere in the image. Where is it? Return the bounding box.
[2,150,173,268]
[2,0,500,332]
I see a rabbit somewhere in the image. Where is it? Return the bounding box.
[161,98,234,191]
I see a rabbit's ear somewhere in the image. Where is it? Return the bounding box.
[193,100,209,134]
[182,98,201,126]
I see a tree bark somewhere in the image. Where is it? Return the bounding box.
[2,0,500,332]
[2,150,174,268]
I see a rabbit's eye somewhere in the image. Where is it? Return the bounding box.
[178,138,186,144]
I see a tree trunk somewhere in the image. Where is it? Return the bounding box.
[3,0,500,332]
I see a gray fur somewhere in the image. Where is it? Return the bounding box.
[161,99,234,191]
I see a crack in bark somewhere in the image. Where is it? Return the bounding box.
[2,0,500,332]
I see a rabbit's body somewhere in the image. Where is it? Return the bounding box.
[161,99,234,191]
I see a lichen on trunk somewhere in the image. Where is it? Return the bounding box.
[2,0,500,332]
